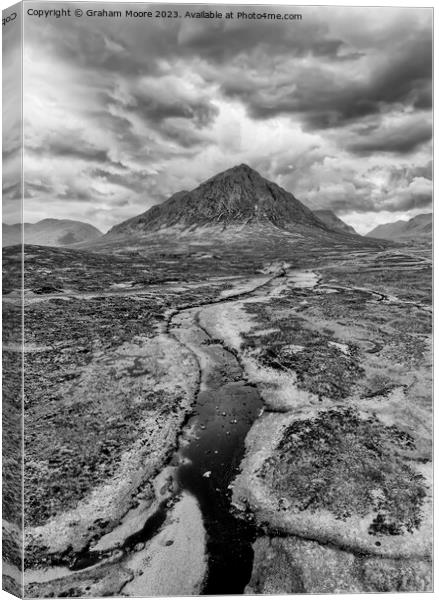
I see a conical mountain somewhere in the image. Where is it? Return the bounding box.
[107,164,328,237]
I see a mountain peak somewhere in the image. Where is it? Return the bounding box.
[204,163,266,187]
[229,163,254,174]
[108,165,329,237]
[232,163,253,171]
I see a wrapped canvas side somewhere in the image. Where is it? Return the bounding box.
[2,2,24,598]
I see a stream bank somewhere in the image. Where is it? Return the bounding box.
[25,273,279,597]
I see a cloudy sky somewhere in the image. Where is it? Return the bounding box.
[3,1,22,226]
[3,2,432,234]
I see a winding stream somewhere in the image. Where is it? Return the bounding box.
[26,266,418,595]
[119,274,281,595]
[168,308,263,594]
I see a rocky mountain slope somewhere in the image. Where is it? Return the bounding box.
[2,219,102,247]
[313,209,357,235]
[107,164,329,237]
[366,213,432,240]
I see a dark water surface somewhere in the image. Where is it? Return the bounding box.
[170,307,264,594]
[177,380,263,594]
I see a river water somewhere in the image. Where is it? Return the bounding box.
[170,308,263,594]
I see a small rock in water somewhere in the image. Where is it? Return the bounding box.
[134,542,145,552]
[203,470,212,478]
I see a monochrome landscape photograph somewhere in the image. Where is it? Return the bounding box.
[2,2,433,597]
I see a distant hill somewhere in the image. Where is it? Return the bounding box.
[2,219,103,247]
[366,213,432,240]
[107,164,329,238]
[2,223,26,247]
[313,210,357,235]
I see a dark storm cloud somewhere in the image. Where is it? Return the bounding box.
[127,90,219,128]
[2,182,22,201]
[27,138,112,164]
[369,36,431,108]
[92,87,218,156]
[85,106,164,163]
[92,168,152,194]
[24,4,355,77]
[58,187,99,202]
[386,191,432,212]
[176,10,348,63]
[87,108,136,151]
[50,142,109,164]
[24,5,432,126]
[412,161,433,181]
[24,180,97,203]
[219,32,431,131]
[303,175,432,215]
[25,182,53,198]
[157,121,212,148]
[24,4,432,139]
[382,162,433,188]
[2,144,21,163]
[347,117,432,155]
[24,15,163,77]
